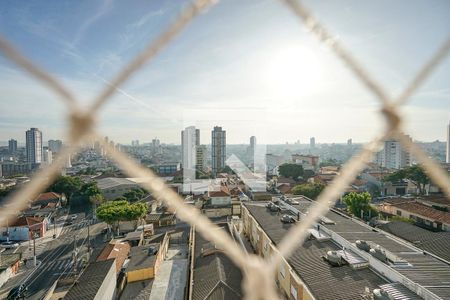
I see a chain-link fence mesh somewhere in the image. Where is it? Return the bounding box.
[0,0,449,299]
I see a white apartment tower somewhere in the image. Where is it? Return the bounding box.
[376,138,411,169]
[26,127,43,164]
[181,126,200,176]
[212,126,226,175]
[43,147,53,165]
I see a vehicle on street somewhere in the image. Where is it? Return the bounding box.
[285,198,299,205]
[70,214,78,220]
[280,214,296,223]
[101,227,108,234]
[7,284,27,300]
[65,220,73,226]
[0,241,19,249]
[266,202,281,212]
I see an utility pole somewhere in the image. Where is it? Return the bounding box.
[73,237,77,273]
[33,232,37,267]
[87,220,91,253]
[53,216,56,238]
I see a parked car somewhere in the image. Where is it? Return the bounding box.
[0,241,19,249]
[70,214,78,220]
[101,227,108,234]
[280,214,296,223]
[269,203,281,212]
[7,284,27,300]
[65,220,73,226]
[285,198,299,205]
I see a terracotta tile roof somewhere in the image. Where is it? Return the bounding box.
[209,187,230,197]
[352,179,368,187]
[10,216,45,227]
[97,242,130,274]
[393,202,450,224]
[34,192,61,202]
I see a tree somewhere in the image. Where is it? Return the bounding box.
[292,182,325,199]
[123,188,146,202]
[384,165,430,195]
[89,194,105,219]
[278,164,304,181]
[48,176,83,202]
[343,192,377,220]
[96,201,148,235]
[79,181,102,198]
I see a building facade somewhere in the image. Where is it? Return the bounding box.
[48,139,62,153]
[211,126,226,175]
[195,145,206,174]
[376,139,411,169]
[181,126,200,178]
[8,139,17,154]
[26,128,43,164]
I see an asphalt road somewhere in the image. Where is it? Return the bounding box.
[20,215,105,300]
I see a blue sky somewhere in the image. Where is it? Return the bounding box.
[0,0,449,145]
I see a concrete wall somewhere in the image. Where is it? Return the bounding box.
[0,226,29,241]
[242,205,315,300]
[127,267,154,283]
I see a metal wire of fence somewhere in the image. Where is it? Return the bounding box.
[0,0,449,299]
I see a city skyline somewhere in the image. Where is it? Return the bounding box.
[0,0,449,144]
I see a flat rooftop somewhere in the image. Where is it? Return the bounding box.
[379,221,450,263]
[245,204,385,300]
[246,196,450,300]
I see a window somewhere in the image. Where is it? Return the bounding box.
[396,210,402,216]
[290,285,298,300]
[280,264,286,278]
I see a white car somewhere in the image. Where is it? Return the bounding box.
[71,214,78,220]
[1,241,19,249]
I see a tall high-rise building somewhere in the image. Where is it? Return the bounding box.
[376,138,411,169]
[196,145,207,174]
[152,138,160,148]
[248,136,257,169]
[310,137,316,148]
[26,128,43,164]
[446,120,450,163]
[48,139,63,153]
[181,126,200,174]
[8,139,17,154]
[212,126,226,175]
[43,147,53,165]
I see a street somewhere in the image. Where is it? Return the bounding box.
[0,213,106,300]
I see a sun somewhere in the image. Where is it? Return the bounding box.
[264,45,323,100]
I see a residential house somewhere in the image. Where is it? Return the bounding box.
[241,196,450,300]
[0,216,47,241]
[378,200,450,231]
[65,259,117,300]
[189,224,243,300]
[31,192,65,208]
[97,242,131,274]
